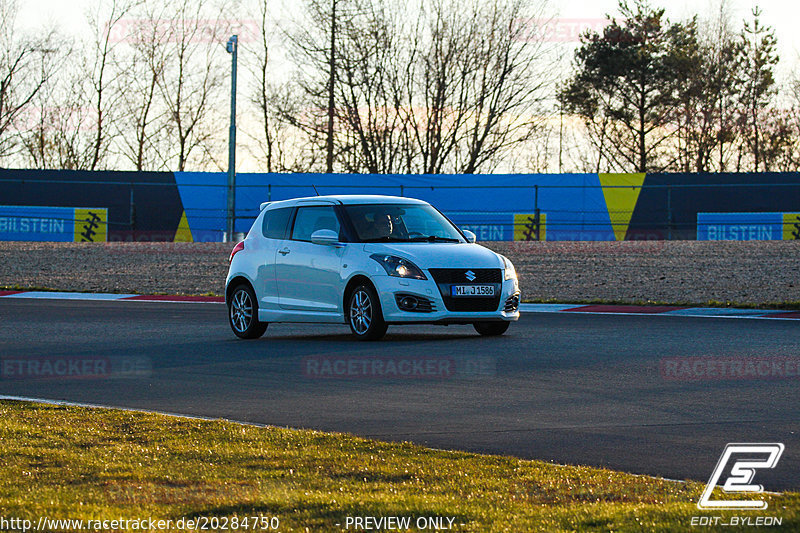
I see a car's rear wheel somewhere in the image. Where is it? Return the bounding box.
[228,284,268,339]
[347,284,388,341]
[473,321,509,336]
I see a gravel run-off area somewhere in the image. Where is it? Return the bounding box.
[1,240,798,306]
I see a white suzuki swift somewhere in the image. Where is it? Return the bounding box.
[225,195,520,341]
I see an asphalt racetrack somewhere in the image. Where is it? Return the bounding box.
[1,299,798,490]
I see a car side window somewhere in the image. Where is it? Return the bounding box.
[290,206,341,242]
[261,207,293,240]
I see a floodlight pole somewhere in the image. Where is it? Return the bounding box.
[326,0,336,173]
[226,35,238,242]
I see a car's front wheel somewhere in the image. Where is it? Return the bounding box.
[473,321,510,336]
[228,284,268,339]
[347,284,388,341]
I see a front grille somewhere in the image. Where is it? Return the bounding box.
[428,268,502,312]
[428,268,502,284]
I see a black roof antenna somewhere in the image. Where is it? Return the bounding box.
[312,184,321,196]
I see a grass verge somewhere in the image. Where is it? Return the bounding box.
[1,400,798,532]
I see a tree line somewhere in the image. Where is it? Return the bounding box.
[1,0,798,174]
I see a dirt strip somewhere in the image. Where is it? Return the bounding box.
[0,241,798,305]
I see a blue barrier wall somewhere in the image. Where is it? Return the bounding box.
[174,172,616,241]
[1,169,799,241]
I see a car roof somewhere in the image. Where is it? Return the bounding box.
[262,195,429,211]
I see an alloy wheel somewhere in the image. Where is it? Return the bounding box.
[350,289,372,335]
[230,289,253,333]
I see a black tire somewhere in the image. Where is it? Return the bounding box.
[228,284,268,339]
[347,283,388,341]
[473,321,510,336]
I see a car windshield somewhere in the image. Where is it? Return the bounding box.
[342,203,464,243]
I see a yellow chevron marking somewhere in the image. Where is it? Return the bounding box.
[599,173,646,241]
[173,211,194,242]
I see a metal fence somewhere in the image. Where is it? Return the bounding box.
[1,173,799,241]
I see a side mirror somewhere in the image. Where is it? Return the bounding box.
[462,229,477,243]
[310,229,341,246]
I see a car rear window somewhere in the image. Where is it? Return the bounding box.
[261,207,293,239]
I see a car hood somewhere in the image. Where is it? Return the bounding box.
[363,242,503,269]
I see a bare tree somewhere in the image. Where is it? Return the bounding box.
[0,0,60,163]
[706,0,743,172]
[332,0,415,173]
[156,0,227,171]
[243,0,320,172]
[19,0,136,170]
[403,0,475,174]
[115,2,174,170]
[279,0,354,172]
[785,79,800,171]
[670,3,742,172]
[21,52,99,169]
[453,0,552,173]
[85,0,135,170]
[282,0,552,174]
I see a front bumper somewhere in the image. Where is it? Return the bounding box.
[372,274,520,324]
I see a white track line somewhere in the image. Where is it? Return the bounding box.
[3,291,138,300]
[2,292,798,319]
[1,291,223,303]
[519,304,798,320]
[0,395,271,428]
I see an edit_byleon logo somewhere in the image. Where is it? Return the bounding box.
[698,443,785,510]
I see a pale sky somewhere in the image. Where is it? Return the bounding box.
[11,0,800,171]
[18,0,800,71]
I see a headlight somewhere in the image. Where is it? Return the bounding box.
[501,255,517,281]
[370,254,427,280]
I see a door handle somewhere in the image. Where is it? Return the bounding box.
[278,248,291,255]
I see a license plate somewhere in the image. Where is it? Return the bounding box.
[451,285,495,297]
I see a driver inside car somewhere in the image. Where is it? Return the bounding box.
[355,209,398,241]
[374,212,394,239]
